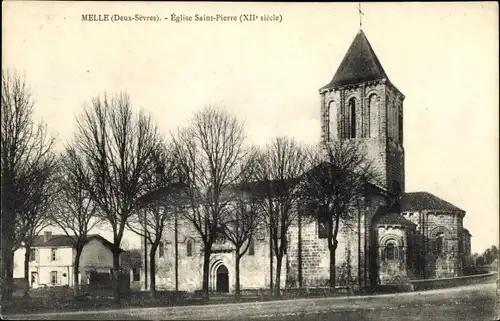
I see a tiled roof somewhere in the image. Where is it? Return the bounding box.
[399,192,465,213]
[377,212,416,228]
[30,234,124,252]
[321,29,389,90]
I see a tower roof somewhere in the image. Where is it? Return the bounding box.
[321,29,389,90]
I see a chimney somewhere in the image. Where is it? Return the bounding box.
[43,231,52,243]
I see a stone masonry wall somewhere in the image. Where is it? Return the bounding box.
[400,210,464,278]
[142,216,284,293]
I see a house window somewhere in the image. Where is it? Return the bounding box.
[317,216,328,239]
[50,271,58,285]
[132,268,140,282]
[187,240,193,257]
[51,248,57,261]
[349,98,356,138]
[248,239,255,256]
[29,249,36,262]
[159,241,165,258]
[386,243,395,261]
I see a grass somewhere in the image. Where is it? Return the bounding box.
[1,287,359,315]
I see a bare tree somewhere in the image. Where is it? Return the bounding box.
[301,140,379,288]
[1,69,55,300]
[127,144,182,298]
[64,92,162,301]
[172,106,249,299]
[50,153,102,295]
[220,150,261,297]
[254,137,309,296]
[20,154,58,296]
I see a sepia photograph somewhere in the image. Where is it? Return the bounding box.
[1,1,499,320]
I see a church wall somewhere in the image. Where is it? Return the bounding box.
[377,226,409,284]
[141,216,284,293]
[385,85,405,194]
[461,231,472,268]
[287,217,360,288]
[400,210,464,278]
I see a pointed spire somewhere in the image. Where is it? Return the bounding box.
[321,29,389,90]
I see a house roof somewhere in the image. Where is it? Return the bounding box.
[321,29,389,90]
[30,234,124,252]
[398,192,465,213]
[377,212,416,228]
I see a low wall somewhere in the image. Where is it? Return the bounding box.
[409,272,497,291]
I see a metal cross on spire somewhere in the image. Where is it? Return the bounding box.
[358,2,364,29]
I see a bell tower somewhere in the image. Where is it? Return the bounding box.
[319,29,405,195]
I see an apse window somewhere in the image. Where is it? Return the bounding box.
[386,243,396,261]
[434,232,445,256]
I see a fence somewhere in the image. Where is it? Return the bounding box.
[409,272,497,291]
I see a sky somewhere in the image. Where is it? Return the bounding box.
[2,2,499,254]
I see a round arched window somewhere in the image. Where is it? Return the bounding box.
[434,232,445,256]
[386,243,395,261]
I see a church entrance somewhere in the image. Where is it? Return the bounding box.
[216,265,229,293]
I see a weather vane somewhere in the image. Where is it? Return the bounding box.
[358,2,364,29]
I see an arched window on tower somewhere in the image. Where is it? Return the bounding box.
[349,98,356,138]
[329,101,337,141]
[368,94,379,138]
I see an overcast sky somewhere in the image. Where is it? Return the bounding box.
[3,2,498,253]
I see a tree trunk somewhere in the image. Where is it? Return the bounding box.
[298,211,303,288]
[328,240,338,288]
[235,250,241,297]
[23,247,30,297]
[149,245,157,298]
[112,250,121,303]
[274,254,283,297]
[269,228,273,292]
[174,212,179,292]
[74,245,83,296]
[202,247,210,299]
[2,250,14,302]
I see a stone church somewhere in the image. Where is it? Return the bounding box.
[141,29,472,293]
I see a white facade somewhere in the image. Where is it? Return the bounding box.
[13,236,122,288]
[13,246,74,288]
